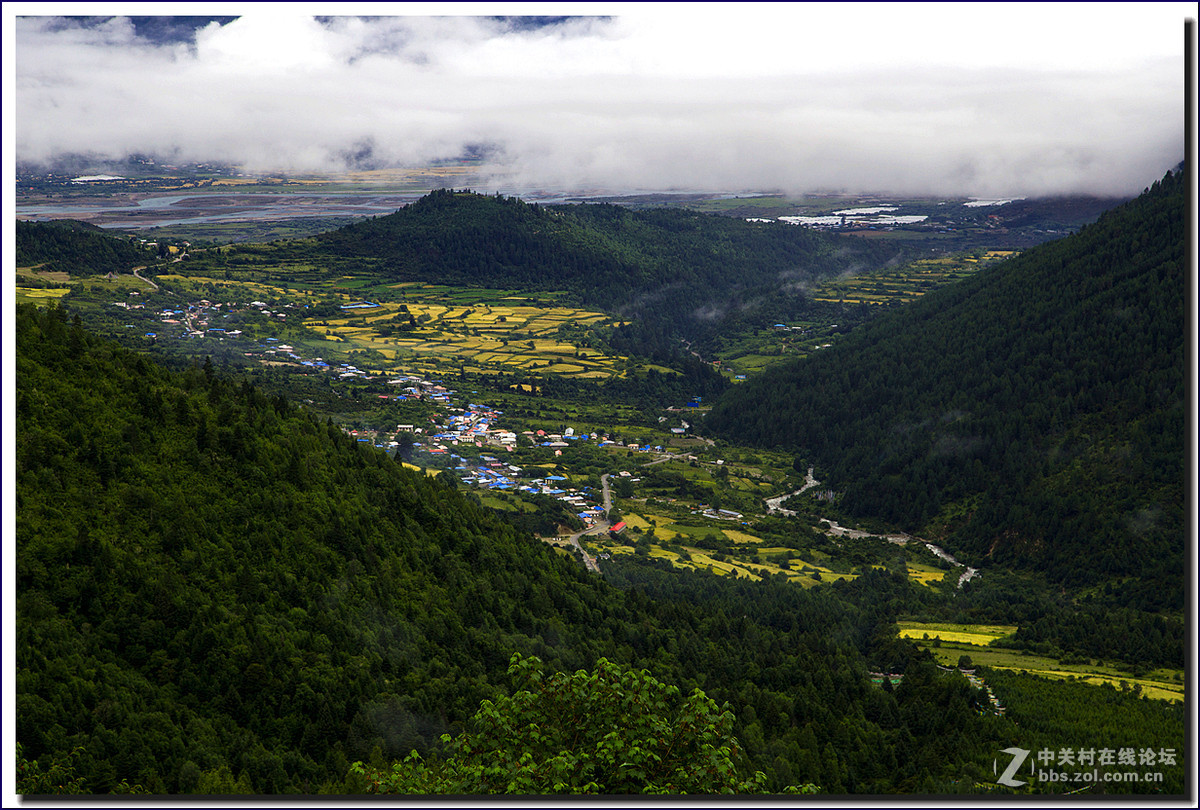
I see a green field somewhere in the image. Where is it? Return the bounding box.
[899,622,1184,703]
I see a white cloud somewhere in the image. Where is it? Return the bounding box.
[10,4,1192,196]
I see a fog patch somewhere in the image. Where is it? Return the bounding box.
[1124,505,1164,536]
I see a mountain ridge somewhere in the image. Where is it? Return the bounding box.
[704,168,1187,604]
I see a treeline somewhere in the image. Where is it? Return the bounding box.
[16,219,154,276]
[705,169,1186,607]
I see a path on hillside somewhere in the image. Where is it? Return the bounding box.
[557,473,612,573]
[766,468,979,588]
[131,266,159,290]
[567,524,604,573]
[645,450,693,466]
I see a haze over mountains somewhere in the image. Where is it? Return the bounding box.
[11,9,1186,196]
[10,7,1192,800]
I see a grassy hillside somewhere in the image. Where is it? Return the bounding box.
[705,170,1187,608]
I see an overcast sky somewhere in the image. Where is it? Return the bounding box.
[7,3,1193,197]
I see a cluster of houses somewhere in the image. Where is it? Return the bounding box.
[339,378,616,523]
[122,296,300,341]
[124,294,692,526]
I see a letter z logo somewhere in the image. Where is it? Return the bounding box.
[995,747,1031,787]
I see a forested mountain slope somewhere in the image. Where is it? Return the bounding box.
[14,302,1003,794]
[705,170,1187,605]
[15,278,1186,794]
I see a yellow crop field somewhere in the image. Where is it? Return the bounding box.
[722,529,762,544]
[897,622,1017,646]
[16,288,71,306]
[906,562,950,587]
[18,287,71,299]
[622,514,654,530]
[899,628,1002,645]
[986,668,1183,703]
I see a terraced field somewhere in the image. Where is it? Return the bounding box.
[149,269,631,380]
[811,250,1016,306]
[310,284,627,379]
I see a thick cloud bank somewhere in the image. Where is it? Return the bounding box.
[12,6,1189,196]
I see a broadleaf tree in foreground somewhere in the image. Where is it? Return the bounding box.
[353,654,819,795]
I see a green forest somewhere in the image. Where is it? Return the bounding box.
[706,169,1187,608]
[16,219,157,276]
[13,169,1189,796]
[15,299,1187,795]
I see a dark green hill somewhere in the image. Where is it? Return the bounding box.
[307,189,907,354]
[16,219,153,276]
[705,170,1187,605]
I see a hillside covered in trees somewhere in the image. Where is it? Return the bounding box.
[16,219,154,276]
[16,302,1185,795]
[705,169,1187,608]
[183,188,907,359]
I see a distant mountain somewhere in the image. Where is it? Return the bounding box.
[308,189,907,353]
[705,170,1187,606]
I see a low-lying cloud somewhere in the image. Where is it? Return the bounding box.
[12,8,1187,196]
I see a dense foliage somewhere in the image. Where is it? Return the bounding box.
[705,169,1187,607]
[6,304,1019,795]
[16,219,154,276]
[17,302,644,792]
[353,654,803,794]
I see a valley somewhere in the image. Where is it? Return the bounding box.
[13,171,1187,796]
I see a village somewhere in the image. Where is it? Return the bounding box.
[121,291,702,536]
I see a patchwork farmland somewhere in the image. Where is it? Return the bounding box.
[310,282,628,380]
[810,250,1017,306]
